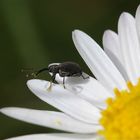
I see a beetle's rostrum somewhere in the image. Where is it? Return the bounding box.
[35,61,89,89]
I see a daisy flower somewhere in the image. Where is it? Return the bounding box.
[1,4,140,140]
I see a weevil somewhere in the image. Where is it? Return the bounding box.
[35,61,89,89]
[22,62,89,89]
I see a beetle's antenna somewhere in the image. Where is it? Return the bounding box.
[21,68,49,78]
[21,68,37,78]
[35,68,49,76]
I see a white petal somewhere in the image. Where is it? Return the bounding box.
[27,79,101,124]
[136,5,140,41]
[6,133,100,140]
[0,107,101,133]
[103,30,128,81]
[72,30,127,91]
[118,12,140,84]
[54,73,113,109]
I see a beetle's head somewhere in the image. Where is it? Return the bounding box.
[48,63,59,74]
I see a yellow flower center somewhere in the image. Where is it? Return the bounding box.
[99,79,140,140]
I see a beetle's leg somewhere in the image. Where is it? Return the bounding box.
[63,77,66,89]
[47,74,56,91]
[81,74,89,79]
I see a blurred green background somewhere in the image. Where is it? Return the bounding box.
[0,0,139,139]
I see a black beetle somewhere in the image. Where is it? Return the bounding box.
[35,61,89,89]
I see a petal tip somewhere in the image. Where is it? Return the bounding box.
[72,29,86,38]
[104,29,113,35]
[0,107,6,113]
[103,30,117,41]
[26,79,34,87]
[118,12,134,28]
[103,29,113,39]
[26,79,50,94]
[136,4,140,17]
[119,12,128,19]
[119,12,133,22]
[26,79,42,89]
[0,107,13,115]
[72,30,84,46]
[72,29,82,34]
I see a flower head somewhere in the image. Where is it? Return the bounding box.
[99,81,140,139]
[1,4,140,140]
